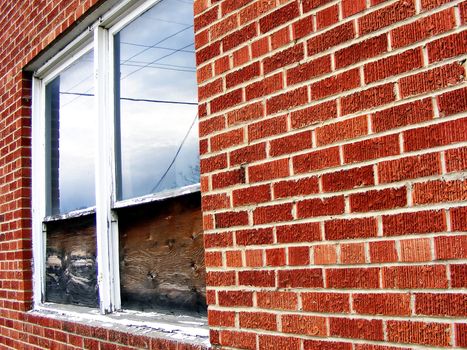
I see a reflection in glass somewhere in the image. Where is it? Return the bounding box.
[114,0,199,201]
[45,50,95,215]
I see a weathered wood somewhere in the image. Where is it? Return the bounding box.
[118,192,206,315]
[45,215,98,307]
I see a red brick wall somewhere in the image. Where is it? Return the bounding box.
[195,0,467,349]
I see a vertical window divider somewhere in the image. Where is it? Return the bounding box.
[95,26,121,314]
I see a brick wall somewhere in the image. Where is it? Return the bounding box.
[195,0,467,349]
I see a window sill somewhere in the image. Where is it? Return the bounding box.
[31,303,210,347]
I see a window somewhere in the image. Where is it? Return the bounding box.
[32,0,205,317]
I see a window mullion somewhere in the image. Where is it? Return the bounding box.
[94,26,121,314]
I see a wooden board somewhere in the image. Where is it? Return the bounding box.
[45,215,99,307]
[118,192,206,315]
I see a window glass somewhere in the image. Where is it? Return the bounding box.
[114,0,199,201]
[45,50,95,214]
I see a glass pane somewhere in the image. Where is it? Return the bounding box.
[45,50,95,215]
[114,0,199,201]
[45,214,98,308]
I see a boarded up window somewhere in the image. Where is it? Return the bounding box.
[118,192,206,315]
[45,214,98,308]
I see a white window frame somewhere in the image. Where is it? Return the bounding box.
[32,0,201,315]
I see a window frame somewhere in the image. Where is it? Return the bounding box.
[32,0,201,315]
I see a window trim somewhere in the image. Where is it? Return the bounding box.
[32,0,200,315]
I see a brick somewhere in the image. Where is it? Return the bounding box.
[461,1,467,24]
[215,211,249,228]
[197,41,221,65]
[288,246,310,266]
[271,27,290,50]
[383,265,448,289]
[302,0,333,13]
[238,0,276,24]
[210,88,243,114]
[378,153,440,183]
[438,87,467,118]
[322,166,374,192]
[246,73,283,100]
[245,249,263,267]
[222,23,256,51]
[353,293,411,316]
[420,0,451,10]
[386,321,451,347]
[249,158,290,182]
[342,0,366,17]
[226,250,242,267]
[400,238,432,262]
[290,100,337,129]
[269,131,312,157]
[451,264,467,288]
[359,0,416,35]
[204,232,233,248]
[311,68,360,100]
[219,331,256,350]
[260,2,300,34]
[392,8,455,48]
[230,142,267,166]
[372,98,433,132]
[304,340,353,350]
[369,241,398,263]
[292,14,314,40]
[365,48,423,84]
[212,168,245,189]
[232,184,271,206]
[265,248,286,266]
[302,292,350,313]
[335,34,388,69]
[325,218,378,240]
[297,196,345,218]
[445,146,467,173]
[236,228,274,246]
[383,210,446,236]
[251,37,269,58]
[221,0,251,16]
[276,222,321,243]
[330,318,384,341]
[227,102,264,126]
[428,31,467,63]
[239,312,277,331]
[341,83,396,116]
[206,271,236,286]
[451,206,467,231]
[195,6,218,31]
[253,203,293,224]
[287,55,332,86]
[278,268,324,288]
[210,128,244,152]
[199,116,225,137]
[456,324,467,348]
[355,345,411,350]
[415,293,467,317]
[281,314,327,336]
[293,147,340,174]
[210,14,238,40]
[249,114,288,141]
[199,78,223,101]
[200,153,228,173]
[273,177,320,199]
[340,243,365,264]
[314,244,337,264]
[202,193,230,211]
[316,5,339,30]
[257,291,298,310]
[343,134,400,164]
[258,335,301,350]
[350,187,407,212]
[233,45,250,66]
[263,44,305,74]
[307,21,355,56]
[399,62,465,98]
[327,268,380,289]
[413,179,467,205]
[435,235,467,260]
[316,115,368,146]
[266,86,308,114]
[239,270,275,287]
[208,310,235,327]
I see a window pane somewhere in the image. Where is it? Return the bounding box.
[114,0,199,201]
[45,214,98,308]
[45,50,95,214]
